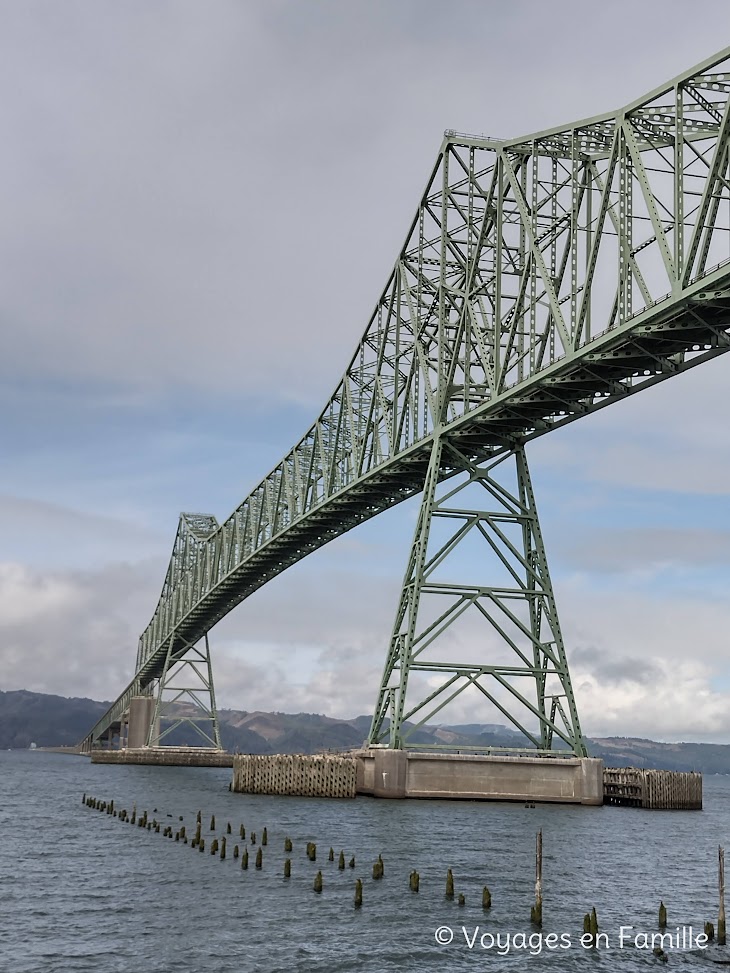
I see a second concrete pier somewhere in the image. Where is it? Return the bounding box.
[355,749,604,805]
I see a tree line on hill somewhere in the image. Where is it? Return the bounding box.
[0,689,726,773]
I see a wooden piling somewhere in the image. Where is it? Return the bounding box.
[231,753,356,797]
[255,847,263,870]
[719,845,726,946]
[262,828,267,846]
[482,886,492,910]
[354,878,362,908]
[531,829,543,927]
[658,900,667,929]
[210,815,216,831]
[314,870,323,893]
[284,837,292,852]
[603,767,702,809]
[284,859,291,878]
[338,851,345,870]
[220,837,226,860]
[242,848,249,870]
[445,869,454,900]
[589,907,598,946]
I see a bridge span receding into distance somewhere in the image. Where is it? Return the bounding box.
[81,46,730,780]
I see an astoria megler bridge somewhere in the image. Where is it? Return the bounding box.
[82,47,730,762]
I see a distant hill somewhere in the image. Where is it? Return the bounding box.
[0,690,112,749]
[1,689,728,772]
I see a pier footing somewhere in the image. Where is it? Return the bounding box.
[355,750,604,805]
[230,749,603,804]
[90,747,233,767]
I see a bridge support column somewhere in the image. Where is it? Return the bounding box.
[368,439,586,756]
[146,633,222,749]
[127,695,156,749]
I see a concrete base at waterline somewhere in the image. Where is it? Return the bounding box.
[355,750,604,805]
[90,747,233,767]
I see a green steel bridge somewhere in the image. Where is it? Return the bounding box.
[82,47,730,757]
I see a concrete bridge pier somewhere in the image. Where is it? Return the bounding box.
[126,695,156,749]
[357,750,604,805]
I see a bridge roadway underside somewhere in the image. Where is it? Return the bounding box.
[84,283,730,751]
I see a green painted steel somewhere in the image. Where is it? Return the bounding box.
[82,47,730,753]
[367,443,587,755]
[147,633,221,749]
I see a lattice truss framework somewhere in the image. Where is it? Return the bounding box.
[368,442,585,754]
[84,48,730,750]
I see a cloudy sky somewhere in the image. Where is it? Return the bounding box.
[3,0,730,743]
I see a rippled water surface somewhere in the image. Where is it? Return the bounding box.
[2,751,729,972]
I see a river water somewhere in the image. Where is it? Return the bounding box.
[2,750,728,972]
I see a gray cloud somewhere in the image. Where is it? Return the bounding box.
[569,646,663,687]
[0,494,168,568]
[557,527,730,574]
[0,1,723,405]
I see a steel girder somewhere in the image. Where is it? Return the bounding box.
[82,46,730,751]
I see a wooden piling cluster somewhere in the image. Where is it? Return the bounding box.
[81,793,727,941]
[232,753,356,798]
[603,767,702,809]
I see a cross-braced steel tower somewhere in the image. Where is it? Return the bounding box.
[368,442,585,754]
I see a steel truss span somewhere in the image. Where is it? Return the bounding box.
[82,47,730,754]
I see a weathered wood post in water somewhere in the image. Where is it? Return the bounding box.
[531,829,543,927]
[658,900,667,929]
[719,845,727,946]
[445,869,454,900]
[354,878,363,908]
[589,907,599,946]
